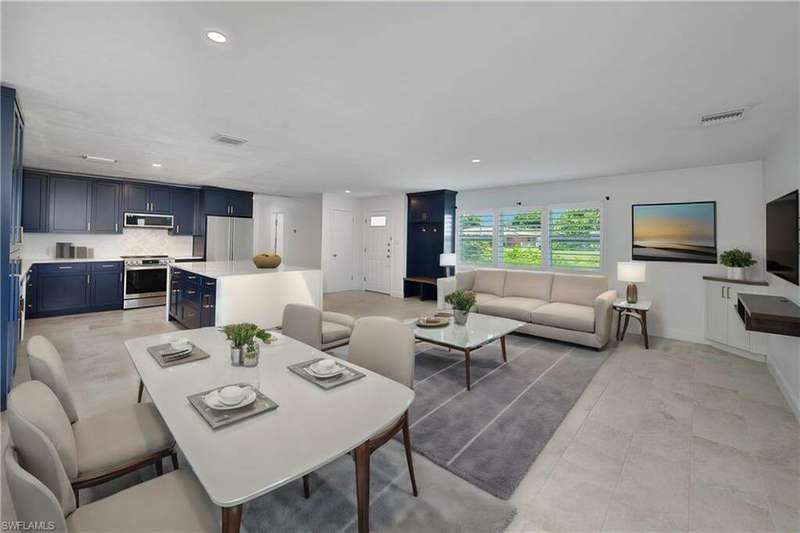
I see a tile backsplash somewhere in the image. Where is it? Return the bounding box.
[22,229,195,259]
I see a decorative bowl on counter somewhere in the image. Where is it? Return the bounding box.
[252,253,282,269]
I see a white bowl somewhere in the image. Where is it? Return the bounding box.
[170,337,190,351]
[218,385,246,405]
[312,359,337,374]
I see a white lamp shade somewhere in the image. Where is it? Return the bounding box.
[617,261,646,283]
[440,253,457,267]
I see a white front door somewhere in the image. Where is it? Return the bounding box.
[364,211,391,294]
[329,209,355,292]
[270,212,285,256]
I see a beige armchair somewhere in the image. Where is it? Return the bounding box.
[282,303,355,351]
[5,382,216,532]
[26,335,176,505]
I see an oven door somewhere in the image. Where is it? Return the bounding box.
[124,266,167,299]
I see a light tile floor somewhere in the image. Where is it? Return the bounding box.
[4,291,799,532]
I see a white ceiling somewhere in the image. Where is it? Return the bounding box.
[2,2,797,196]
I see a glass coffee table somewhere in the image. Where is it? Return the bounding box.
[411,313,525,390]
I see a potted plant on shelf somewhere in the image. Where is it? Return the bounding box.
[719,249,757,280]
[223,323,272,367]
[445,289,477,325]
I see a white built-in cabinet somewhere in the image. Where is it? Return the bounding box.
[704,278,769,358]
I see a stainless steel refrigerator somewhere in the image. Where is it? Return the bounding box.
[205,216,254,261]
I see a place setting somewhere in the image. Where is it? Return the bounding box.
[287,357,365,390]
[188,383,279,430]
[146,336,211,368]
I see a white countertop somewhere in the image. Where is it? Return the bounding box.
[171,261,319,279]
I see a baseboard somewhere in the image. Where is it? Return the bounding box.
[708,341,767,363]
[767,357,800,420]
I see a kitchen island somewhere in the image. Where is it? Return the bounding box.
[167,261,322,330]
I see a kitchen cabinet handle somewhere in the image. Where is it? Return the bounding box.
[176,224,180,233]
[187,290,196,295]
[87,221,91,231]
[86,274,90,284]
[727,287,731,299]
[721,286,725,298]
[58,266,73,270]
[101,264,115,268]
[115,223,118,232]
[120,273,123,283]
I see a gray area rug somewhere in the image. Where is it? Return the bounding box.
[406,334,608,500]
[83,439,516,533]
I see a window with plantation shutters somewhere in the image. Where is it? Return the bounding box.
[458,212,494,265]
[498,210,543,267]
[548,207,601,269]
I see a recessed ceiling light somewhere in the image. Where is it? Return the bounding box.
[81,154,117,163]
[151,163,162,168]
[471,159,481,164]
[206,31,227,43]
[345,190,351,194]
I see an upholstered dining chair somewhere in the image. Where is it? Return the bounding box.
[26,335,177,506]
[5,384,216,532]
[304,316,418,498]
[282,303,355,351]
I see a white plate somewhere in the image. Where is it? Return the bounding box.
[305,365,344,380]
[202,389,257,410]
[310,360,342,375]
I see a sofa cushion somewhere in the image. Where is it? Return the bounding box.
[478,297,548,322]
[473,292,500,307]
[321,321,351,344]
[503,271,554,301]
[456,270,477,291]
[473,269,506,296]
[532,302,595,333]
[550,273,608,307]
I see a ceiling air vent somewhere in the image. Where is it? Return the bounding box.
[700,108,746,127]
[213,133,248,146]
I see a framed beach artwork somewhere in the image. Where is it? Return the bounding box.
[631,201,717,263]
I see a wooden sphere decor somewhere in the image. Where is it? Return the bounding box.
[252,252,282,268]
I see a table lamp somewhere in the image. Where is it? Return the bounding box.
[617,261,646,304]
[440,253,456,277]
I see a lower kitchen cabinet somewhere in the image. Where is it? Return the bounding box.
[29,261,123,318]
[168,267,216,328]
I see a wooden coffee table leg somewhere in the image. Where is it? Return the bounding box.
[221,504,242,533]
[641,311,649,349]
[355,442,371,533]
[464,348,471,391]
[500,336,507,362]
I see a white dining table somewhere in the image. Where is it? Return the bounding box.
[125,327,414,533]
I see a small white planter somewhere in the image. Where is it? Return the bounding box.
[727,267,745,280]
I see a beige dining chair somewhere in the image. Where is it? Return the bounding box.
[304,316,418,499]
[5,383,216,532]
[282,303,355,351]
[26,335,176,506]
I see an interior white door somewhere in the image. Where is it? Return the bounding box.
[364,211,391,294]
[329,209,355,292]
[271,212,285,256]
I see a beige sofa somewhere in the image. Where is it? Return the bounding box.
[437,269,617,349]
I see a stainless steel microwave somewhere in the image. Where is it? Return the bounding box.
[123,212,174,229]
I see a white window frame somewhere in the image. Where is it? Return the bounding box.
[456,202,604,272]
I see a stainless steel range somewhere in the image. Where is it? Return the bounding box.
[122,255,170,309]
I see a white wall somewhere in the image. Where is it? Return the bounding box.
[253,194,322,268]
[359,194,407,297]
[21,229,194,259]
[457,161,766,344]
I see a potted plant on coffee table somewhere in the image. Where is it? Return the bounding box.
[719,248,757,280]
[445,289,477,325]
[223,323,272,367]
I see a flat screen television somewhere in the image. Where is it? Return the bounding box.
[766,189,799,285]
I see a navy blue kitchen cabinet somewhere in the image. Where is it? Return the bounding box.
[168,267,215,329]
[36,263,89,314]
[89,262,123,310]
[25,265,37,317]
[201,187,252,218]
[124,182,172,214]
[91,180,122,234]
[22,170,48,233]
[201,188,229,216]
[49,177,92,233]
[170,187,196,236]
[228,190,253,218]
[2,86,25,411]
[200,277,216,327]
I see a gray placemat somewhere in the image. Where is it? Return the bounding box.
[146,342,210,368]
[187,383,279,430]
[287,358,366,390]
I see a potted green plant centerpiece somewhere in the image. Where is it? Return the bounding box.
[445,289,477,325]
[719,248,757,280]
[223,323,271,367]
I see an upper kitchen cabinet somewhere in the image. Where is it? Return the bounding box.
[123,182,172,214]
[171,187,197,236]
[200,187,253,218]
[48,176,92,233]
[90,180,122,233]
[22,170,48,233]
